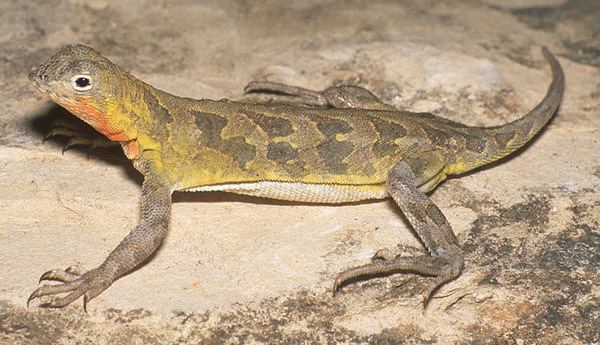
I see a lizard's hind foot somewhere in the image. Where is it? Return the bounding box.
[243,81,396,110]
[332,252,462,307]
[28,265,115,311]
[243,81,329,107]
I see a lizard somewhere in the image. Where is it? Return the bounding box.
[27,44,564,310]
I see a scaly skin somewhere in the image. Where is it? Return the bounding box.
[28,44,564,309]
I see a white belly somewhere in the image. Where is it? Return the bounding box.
[183,181,389,203]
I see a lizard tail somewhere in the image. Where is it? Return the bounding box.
[448,47,565,174]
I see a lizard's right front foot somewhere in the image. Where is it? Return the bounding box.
[28,264,115,311]
[44,117,117,154]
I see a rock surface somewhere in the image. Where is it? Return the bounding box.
[0,0,598,344]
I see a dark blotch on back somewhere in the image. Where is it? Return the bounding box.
[267,142,305,177]
[316,118,352,137]
[222,137,256,168]
[144,90,173,124]
[244,111,293,138]
[422,125,451,147]
[312,116,354,174]
[193,111,226,141]
[463,134,487,153]
[494,130,516,150]
[267,142,298,163]
[317,140,354,174]
[369,118,407,157]
[520,119,534,136]
[192,111,256,168]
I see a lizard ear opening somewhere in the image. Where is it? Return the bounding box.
[70,74,93,92]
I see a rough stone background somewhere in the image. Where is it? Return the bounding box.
[0,0,598,344]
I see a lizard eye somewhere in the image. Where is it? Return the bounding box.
[70,74,93,92]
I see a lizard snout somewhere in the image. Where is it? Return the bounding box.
[28,67,38,81]
[28,65,48,84]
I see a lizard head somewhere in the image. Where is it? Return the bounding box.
[30,44,138,142]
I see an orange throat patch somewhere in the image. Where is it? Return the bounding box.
[59,96,127,142]
[57,96,141,159]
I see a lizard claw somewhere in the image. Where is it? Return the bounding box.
[28,279,81,307]
[83,294,90,313]
[39,265,84,284]
[28,266,113,310]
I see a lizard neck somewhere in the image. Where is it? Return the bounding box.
[57,71,144,144]
[64,75,175,163]
[71,74,170,161]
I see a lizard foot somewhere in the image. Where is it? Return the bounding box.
[44,118,116,154]
[244,81,395,110]
[243,81,329,107]
[332,252,463,307]
[28,265,114,311]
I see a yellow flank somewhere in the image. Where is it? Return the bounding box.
[127,95,417,192]
[444,160,471,176]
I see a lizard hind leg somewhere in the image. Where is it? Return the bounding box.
[333,153,464,306]
[243,81,330,107]
[243,81,397,110]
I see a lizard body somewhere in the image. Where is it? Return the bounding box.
[28,44,564,309]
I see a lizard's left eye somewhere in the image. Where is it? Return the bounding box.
[70,75,93,92]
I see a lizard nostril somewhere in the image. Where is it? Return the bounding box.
[29,70,47,82]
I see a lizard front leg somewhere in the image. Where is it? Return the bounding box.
[244,81,397,110]
[333,154,464,306]
[28,173,172,310]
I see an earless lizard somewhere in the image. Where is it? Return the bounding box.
[27,44,564,309]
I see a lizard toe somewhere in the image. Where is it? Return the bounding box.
[28,266,114,309]
[39,265,84,283]
[28,280,82,307]
[332,254,459,303]
[371,248,396,262]
[43,117,117,154]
